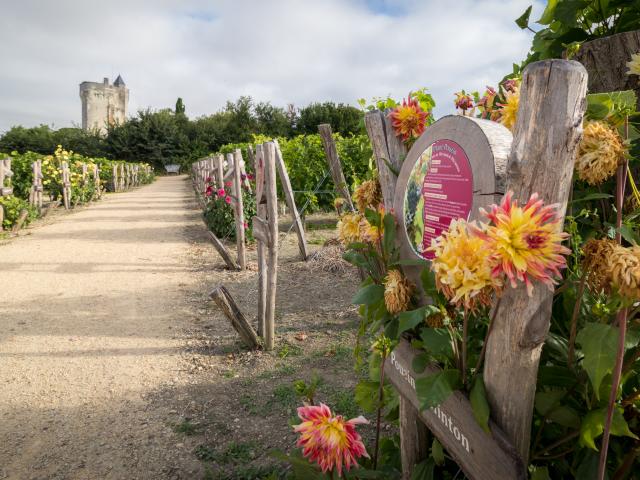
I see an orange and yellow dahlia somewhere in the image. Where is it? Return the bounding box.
[294,403,369,477]
[388,96,429,141]
[474,191,570,296]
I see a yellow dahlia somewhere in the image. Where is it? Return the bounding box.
[360,218,382,243]
[384,269,412,314]
[582,238,617,293]
[429,219,499,310]
[474,191,570,296]
[337,213,363,245]
[388,96,429,142]
[498,87,519,131]
[627,52,640,76]
[608,245,640,300]
[352,179,382,213]
[294,403,369,477]
[333,197,346,213]
[575,121,626,185]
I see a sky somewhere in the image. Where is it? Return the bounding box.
[0,0,544,133]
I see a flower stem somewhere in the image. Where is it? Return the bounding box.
[373,353,386,470]
[568,271,588,369]
[597,308,628,480]
[474,297,502,375]
[462,308,469,388]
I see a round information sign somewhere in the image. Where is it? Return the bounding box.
[403,139,474,260]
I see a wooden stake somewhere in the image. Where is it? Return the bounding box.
[61,161,71,209]
[207,231,241,271]
[217,154,225,190]
[318,124,355,211]
[274,140,309,260]
[364,111,395,209]
[254,144,268,337]
[399,399,430,480]
[483,60,587,464]
[233,150,247,269]
[210,285,260,349]
[264,142,279,351]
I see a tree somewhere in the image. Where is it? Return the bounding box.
[295,102,363,136]
[175,97,186,115]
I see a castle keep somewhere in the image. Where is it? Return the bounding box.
[79,75,128,133]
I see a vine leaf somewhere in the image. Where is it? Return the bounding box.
[576,322,619,399]
[515,5,533,29]
[352,284,384,306]
[416,369,461,410]
[580,407,638,450]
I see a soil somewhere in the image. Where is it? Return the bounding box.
[0,175,369,480]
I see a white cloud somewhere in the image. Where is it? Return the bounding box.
[0,0,543,132]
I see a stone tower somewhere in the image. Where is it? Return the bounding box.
[79,75,128,134]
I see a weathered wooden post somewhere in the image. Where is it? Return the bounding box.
[29,160,44,210]
[318,124,355,211]
[217,154,225,190]
[264,142,279,350]
[273,140,309,261]
[483,60,588,464]
[93,163,101,199]
[210,286,260,349]
[253,144,268,337]
[112,164,118,192]
[0,157,14,230]
[233,149,247,269]
[61,161,71,209]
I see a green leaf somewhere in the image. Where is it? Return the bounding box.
[420,327,453,358]
[535,391,581,428]
[580,409,604,450]
[515,5,533,29]
[383,212,396,254]
[537,0,558,24]
[354,380,380,413]
[420,268,438,297]
[412,352,429,374]
[531,466,551,480]
[431,438,445,466]
[569,192,613,204]
[580,407,638,450]
[398,308,426,335]
[394,258,429,267]
[619,224,639,245]
[470,377,491,433]
[415,369,461,410]
[410,458,435,480]
[352,284,384,306]
[343,250,369,268]
[576,323,619,399]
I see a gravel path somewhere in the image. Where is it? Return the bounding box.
[0,176,206,479]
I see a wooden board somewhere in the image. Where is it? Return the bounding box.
[385,340,526,480]
[255,145,265,203]
[392,115,512,289]
[318,124,355,211]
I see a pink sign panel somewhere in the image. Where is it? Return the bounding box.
[402,139,474,260]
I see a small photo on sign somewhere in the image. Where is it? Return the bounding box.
[403,139,474,260]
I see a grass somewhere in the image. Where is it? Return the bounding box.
[196,441,260,465]
[277,342,302,359]
[173,419,199,436]
[265,383,298,413]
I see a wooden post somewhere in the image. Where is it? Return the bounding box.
[399,400,430,480]
[93,163,101,199]
[29,160,44,210]
[217,154,225,190]
[0,158,14,230]
[208,231,241,270]
[232,150,247,269]
[274,140,309,260]
[119,163,125,191]
[383,109,408,171]
[318,124,355,211]
[61,161,71,209]
[483,60,588,464]
[112,165,118,192]
[264,142,279,351]
[254,144,268,337]
[210,286,260,349]
[573,30,640,109]
[364,110,406,211]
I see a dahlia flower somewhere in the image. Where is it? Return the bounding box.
[474,191,570,296]
[352,179,382,213]
[429,219,499,310]
[205,186,213,197]
[627,52,640,76]
[384,269,412,314]
[582,238,617,293]
[503,79,519,93]
[294,403,369,477]
[224,195,232,204]
[337,213,364,245]
[360,217,382,243]
[217,188,225,197]
[388,96,429,141]
[454,92,474,112]
[609,245,640,300]
[333,197,346,213]
[498,87,519,131]
[575,121,626,185]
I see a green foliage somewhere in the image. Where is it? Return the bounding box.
[295,102,363,136]
[516,1,640,64]
[0,195,37,229]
